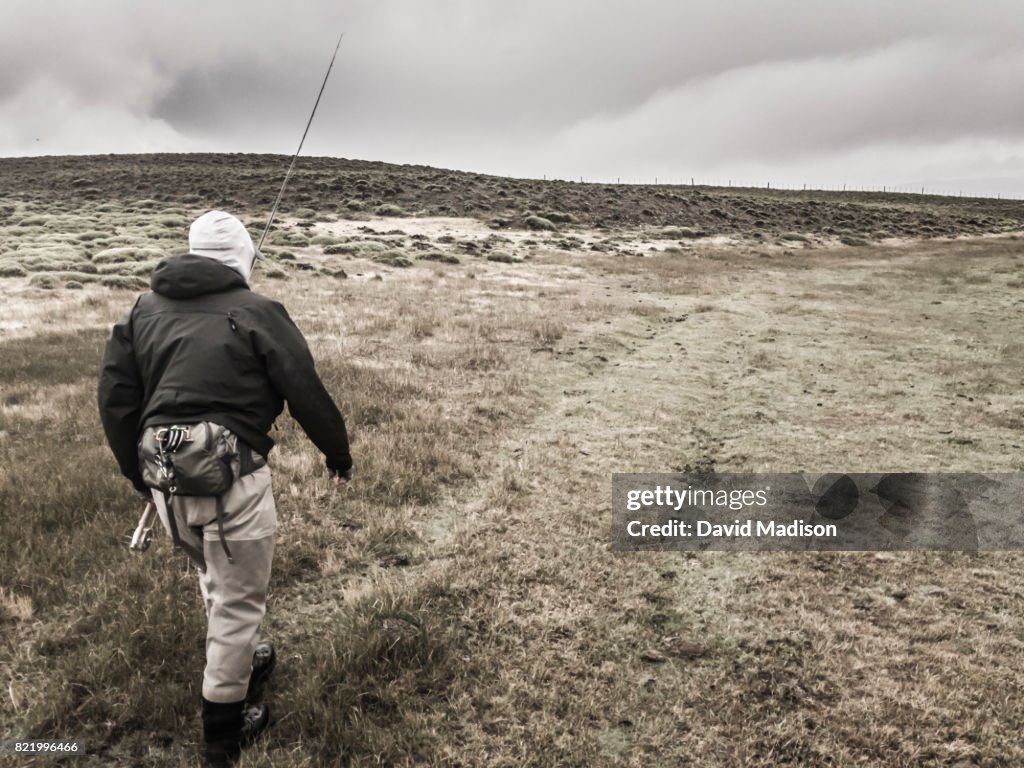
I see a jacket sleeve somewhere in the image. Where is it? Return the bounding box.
[97,307,148,493]
[251,301,353,476]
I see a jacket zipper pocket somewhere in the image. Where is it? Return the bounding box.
[228,313,238,333]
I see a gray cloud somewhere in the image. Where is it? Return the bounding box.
[3,0,1024,196]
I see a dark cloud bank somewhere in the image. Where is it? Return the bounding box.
[4,0,1024,196]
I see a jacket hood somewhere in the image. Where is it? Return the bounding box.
[151,254,250,299]
[189,210,261,282]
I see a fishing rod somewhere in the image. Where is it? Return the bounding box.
[256,32,344,254]
[128,36,345,556]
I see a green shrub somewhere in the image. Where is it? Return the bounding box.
[544,211,574,223]
[29,274,56,289]
[65,280,85,290]
[97,263,134,275]
[269,231,310,247]
[676,227,709,239]
[100,275,149,290]
[779,232,810,243]
[92,247,165,264]
[129,261,160,276]
[486,251,520,263]
[293,207,319,220]
[53,272,100,283]
[417,251,460,264]
[372,251,413,268]
[525,215,556,231]
[14,242,81,256]
[310,234,343,246]
[96,261,158,276]
[0,263,27,278]
[375,204,405,216]
[839,235,869,247]
[324,241,387,256]
[7,250,84,271]
[264,269,288,280]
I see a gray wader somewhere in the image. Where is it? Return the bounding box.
[151,464,276,703]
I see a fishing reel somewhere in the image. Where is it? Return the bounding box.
[130,501,157,554]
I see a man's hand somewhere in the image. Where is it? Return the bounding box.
[329,466,352,489]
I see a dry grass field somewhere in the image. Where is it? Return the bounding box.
[2,154,1024,766]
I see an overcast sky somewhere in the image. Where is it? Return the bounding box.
[4,1,1024,197]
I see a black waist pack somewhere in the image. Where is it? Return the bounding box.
[138,422,239,496]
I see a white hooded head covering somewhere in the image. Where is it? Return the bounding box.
[188,210,263,283]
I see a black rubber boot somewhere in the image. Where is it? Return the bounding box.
[202,698,244,768]
[241,702,271,745]
[246,643,276,704]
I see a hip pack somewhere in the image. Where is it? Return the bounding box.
[138,422,238,496]
[138,421,252,568]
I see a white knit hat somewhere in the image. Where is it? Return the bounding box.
[188,210,264,282]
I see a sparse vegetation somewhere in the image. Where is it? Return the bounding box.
[100,274,149,290]
[416,250,460,264]
[840,234,870,246]
[28,273,56,289]
[485,250,520,263]
[675,226,709,238]
[525,214,556,231]
[371,250,413,268]
[92,246,166,264]
[1,154,1023,767]
[309,234,342,246]
[324,240,386,256]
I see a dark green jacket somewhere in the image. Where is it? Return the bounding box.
[98,255,352,493]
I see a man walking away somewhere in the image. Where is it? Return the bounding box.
[98,210,353,766]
